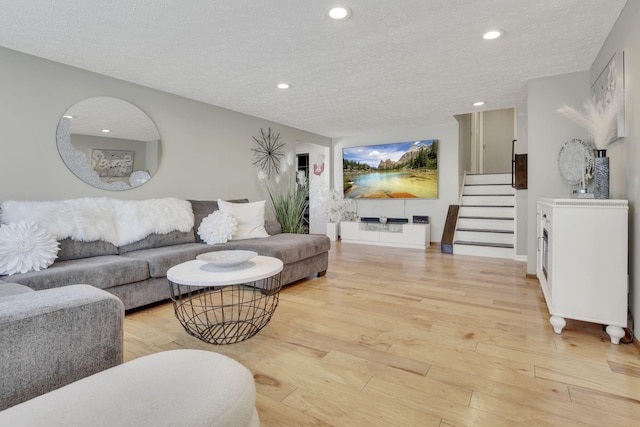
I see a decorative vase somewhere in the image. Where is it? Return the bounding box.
[593,149,609,199]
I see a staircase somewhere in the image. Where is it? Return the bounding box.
[453,173,515,259]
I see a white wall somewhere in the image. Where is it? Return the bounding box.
[333,122,459,243]
[527,71,590,274]
[146,140,160,175]
[591,0,640,339]
[0,47,331,211]
[455,113,471,179]
[515,108,529,258]
[482,108,515,173]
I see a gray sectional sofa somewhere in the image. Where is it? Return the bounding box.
[0,282,124,410]
[1,199,331,310]
[1,283,260,426]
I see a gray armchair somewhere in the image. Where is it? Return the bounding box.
[0,281,124,410]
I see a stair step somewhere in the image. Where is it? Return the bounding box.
[454,241,514,249]
[464,183,512,186]
[459,206,515,218]
[463,184,515,196]
[457,217,514,231]
[465,173,512,185]
[462,193,514,196]
[461,205,514,208]
[455,173,516,259]
[455,229,514,245]
[456,228,513,234]
[458,216,514,220]
[453,242,515,259]
[461,195,514,207]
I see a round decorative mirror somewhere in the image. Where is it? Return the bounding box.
[57,97,161,190]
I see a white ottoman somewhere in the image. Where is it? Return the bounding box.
[0,349,259,427]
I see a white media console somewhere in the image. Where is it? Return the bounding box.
[340,220,430,249]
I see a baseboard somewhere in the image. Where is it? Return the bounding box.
[513,254,527,262]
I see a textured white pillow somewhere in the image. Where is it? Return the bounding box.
[217,199,269,240]
[0,221,60,275]
[197,211,238,245]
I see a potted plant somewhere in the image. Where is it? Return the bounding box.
[252,128,308,233]
[318,188,352,241]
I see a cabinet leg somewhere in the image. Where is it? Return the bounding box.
[550,316,566,334]
[605,325,624,345]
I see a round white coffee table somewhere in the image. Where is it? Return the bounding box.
[167,254,283,344]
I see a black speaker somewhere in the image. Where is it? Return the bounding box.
[387,218,408,224]
[360,217,380,223]
[413,215,429,224]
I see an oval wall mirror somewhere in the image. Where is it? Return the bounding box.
[56,97,161,191]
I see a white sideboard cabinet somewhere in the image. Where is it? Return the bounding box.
[536,198,628,344]
[340,221,430,249]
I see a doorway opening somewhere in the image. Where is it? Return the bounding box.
[296,153,310,233]
[296,142,330,235]
[456,107,516,174]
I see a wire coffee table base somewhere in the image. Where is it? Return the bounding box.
[169,273,282,345]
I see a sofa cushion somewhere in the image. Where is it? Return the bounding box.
[0,285,124,411]
[6,256,150,291]
[264,220,282,236]
[0,349,258,427]
[0,221,60,275]
[218,199,269,240]
[0,281,35,298]
[197,211,237,244]
[121,243,221,278]
[189,199,248,243]
[118,230,196,254]
[57,238,119,261]
[221,233,331,265]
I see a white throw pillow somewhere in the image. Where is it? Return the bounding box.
[197,211,238,244]
[0,221,60,275]
[217,199,269,240]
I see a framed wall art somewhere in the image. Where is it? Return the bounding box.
[591,50,625,141]
[342,139,438,199]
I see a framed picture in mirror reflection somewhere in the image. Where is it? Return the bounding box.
[91,149,134,177]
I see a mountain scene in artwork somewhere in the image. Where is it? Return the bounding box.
[342,140,438,199]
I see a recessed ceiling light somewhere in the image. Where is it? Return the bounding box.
[276,83,290,90]
[473,101,485,107]
[328,6,351,20]
[483,30,503,40]
[63,114,75,119]
[101,129,111,133]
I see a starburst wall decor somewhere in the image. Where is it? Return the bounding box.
[251,128,285,180]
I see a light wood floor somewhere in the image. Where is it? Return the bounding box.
[124,242,640,426]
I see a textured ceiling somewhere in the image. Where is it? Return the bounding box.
[0,0,627,138]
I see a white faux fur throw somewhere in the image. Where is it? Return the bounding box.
[0,198,194,246]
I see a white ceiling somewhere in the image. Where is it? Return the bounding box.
[0,0,627,138]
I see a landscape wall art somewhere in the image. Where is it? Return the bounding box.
[342,139,438,199]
